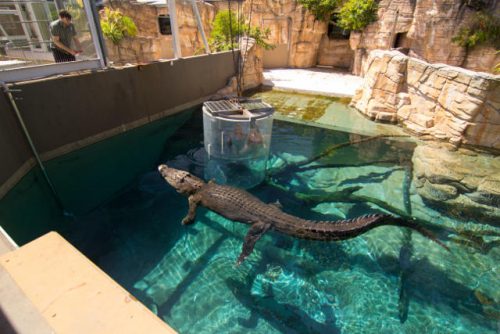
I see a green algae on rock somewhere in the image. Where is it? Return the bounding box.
[252,90,350,122]
[251,89,407,137]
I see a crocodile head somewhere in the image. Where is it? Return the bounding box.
[158,164,205,195]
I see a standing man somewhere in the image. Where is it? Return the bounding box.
[50,10,82,62]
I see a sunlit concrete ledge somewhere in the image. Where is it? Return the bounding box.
[0,232,176,334]
[0,226,18,256]
[262,68,364,97]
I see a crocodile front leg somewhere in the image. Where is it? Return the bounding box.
[182,194,201,225]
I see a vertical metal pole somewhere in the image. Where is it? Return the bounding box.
[82,0,106,67]
[0,25,8,40]
[190,0,210,54]
[1,82,64,210]
[54,0,64,12]
[14,4,34,52]
[168,0,182,58]
[89,0,108,62]
[25,3,45,51]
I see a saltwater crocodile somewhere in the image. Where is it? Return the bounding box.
[158,165,448,264]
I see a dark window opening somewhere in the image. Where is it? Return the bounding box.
[466,0,491,10]
[158,15,172,35]
[393,32,409,49]
[327,15,350,40]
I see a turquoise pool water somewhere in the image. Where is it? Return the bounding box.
[1,106,499,333]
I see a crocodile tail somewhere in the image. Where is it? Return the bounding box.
[390,217,450,252]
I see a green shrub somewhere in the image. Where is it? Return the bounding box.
[209,10,274,52]
[298,0,340,21]
[337,0,378,31]
[248,26,275,50]
[452,12,500,48]
[298,0,377,31]
[209,10,242,51]
[100,8,137,45]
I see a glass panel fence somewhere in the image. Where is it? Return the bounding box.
[0,0,104,80]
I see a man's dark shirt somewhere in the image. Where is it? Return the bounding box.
[50,19,76,50]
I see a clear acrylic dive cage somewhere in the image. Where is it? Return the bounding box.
[203,99,274,188]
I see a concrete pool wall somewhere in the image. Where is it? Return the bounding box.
[0,51,236,200]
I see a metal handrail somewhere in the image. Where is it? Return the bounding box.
[0,19,52,24]
[0,0,58,4]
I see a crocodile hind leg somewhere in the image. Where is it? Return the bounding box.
[237,222,271,265]
[181,194,201,225]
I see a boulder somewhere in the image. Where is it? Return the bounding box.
[351,0,500,73]
[351,50,500,150]
[213,38,263,96]
[412,143,500,222]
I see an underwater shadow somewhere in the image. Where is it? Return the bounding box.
[306,242,495,330]
[255,227,495,330]
[294,159,401,173]
[61,184,190,291]
[155,233,227,317]
[226,274,341,334]
[337,169,400,187]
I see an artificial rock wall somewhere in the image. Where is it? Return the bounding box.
[244,0,327,68]
[240,37,264,90]
[317,38,353,69]
[245,0,499,72]
[214,37,264,96]
[103,0,216,65]
[104,0,499,73]
[412,143,500,223]
[351,50,500,149]
[246,0,499,72]
[351,0,500,75]
[103,1,161,64]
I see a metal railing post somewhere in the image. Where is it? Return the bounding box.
[82,0,107,67]
[1,82,65,210]
[168,0,182,58]
[190,0,210,54]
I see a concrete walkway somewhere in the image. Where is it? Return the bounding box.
[263,68,364,97]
